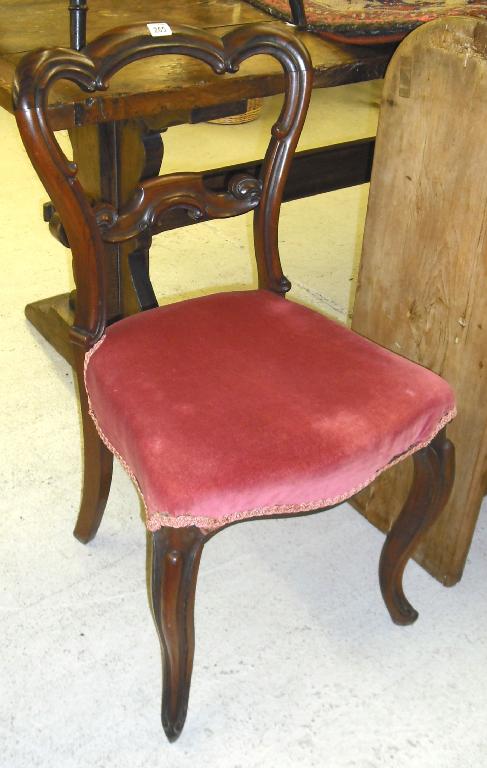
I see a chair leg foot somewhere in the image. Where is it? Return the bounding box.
[151,526,206,742]
[73,389,113,544]
[73,434,113,543]
[379,429,455,625]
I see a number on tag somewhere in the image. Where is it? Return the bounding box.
[147,22,173,37]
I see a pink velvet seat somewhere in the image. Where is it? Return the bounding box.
[85,289,455,532]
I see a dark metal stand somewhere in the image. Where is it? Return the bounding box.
[289,0,306,27]
[69,0,88,50]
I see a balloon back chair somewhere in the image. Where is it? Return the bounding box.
[14,22,455,741]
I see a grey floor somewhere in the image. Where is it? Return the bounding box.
[1,83,487,767]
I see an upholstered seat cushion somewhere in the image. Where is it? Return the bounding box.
[84,290,455,531]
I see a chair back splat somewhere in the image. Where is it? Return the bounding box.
[13,23,313,353]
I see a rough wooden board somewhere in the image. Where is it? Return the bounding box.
[351,16,487,585]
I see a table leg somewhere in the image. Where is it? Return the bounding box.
[25,118,164,362]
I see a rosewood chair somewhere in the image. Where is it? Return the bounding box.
[14,22,455,741]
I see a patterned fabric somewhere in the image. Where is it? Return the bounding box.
[245,0,487,43]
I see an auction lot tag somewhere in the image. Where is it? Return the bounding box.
[147,22,173,37]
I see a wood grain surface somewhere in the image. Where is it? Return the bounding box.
[352,16,487,585]
[0,0,391,128]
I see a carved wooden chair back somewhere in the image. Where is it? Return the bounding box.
[14,23,312,352]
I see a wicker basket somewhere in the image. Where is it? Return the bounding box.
[209,97,264,125]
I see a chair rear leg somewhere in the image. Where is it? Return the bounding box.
[151,526,207,742]
[379,429,455,625]
[72,364,113,544]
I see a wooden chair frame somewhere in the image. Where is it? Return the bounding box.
[14,22,454,741]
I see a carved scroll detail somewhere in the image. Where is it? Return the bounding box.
[95,172,262,242]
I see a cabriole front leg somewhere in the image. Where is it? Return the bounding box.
[379,429,455,625]
[151,526,207,742]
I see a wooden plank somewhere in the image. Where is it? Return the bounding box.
[0,0,391,128]
[351,16,487,586]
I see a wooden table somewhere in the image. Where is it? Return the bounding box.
[0,0,391,364]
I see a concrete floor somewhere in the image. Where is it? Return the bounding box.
[1,81,487,768]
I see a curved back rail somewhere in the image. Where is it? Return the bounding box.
[13,22,312,347]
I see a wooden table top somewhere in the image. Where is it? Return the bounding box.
[0,0,391,129]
